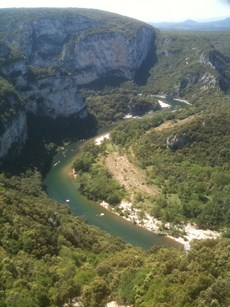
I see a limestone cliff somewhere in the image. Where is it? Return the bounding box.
[177,49,229,95]
[199,49,229,91]
[0,111,27,159]
[0,8,157,159]
[0,77,27,159]
[153,32,229,97]
[175,71,221,95]
[0,9,156,117]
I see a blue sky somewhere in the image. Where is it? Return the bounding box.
[0,0,229,22]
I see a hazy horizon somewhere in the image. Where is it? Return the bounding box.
[0,0,229,23]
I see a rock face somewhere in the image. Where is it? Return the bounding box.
[0,77,27,160]
[175,49,229,96]
[199,50,229,91]
[199,50,226,75]
[166,133,190,150]
[0,9,156,117]
[24,69,88,118]
[0,8,157,159]
[175,72,220,95]
[0,111,27,159]
[61,27,155,85]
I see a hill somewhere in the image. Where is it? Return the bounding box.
[86,30,230,127]
[151,17,230,31]
[109,108,230,229]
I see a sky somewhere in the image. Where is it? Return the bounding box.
[0,0,229,22]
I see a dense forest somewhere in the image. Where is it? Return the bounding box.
[1,7,230,306]
[72,103,230,235]
[111,107,230,231]
[0,172,230,306]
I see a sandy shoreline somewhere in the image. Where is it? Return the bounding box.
[158,99,171,108]
[71,169,219,250]
[95,133,110,145]
[100,200,220,250]
[154,94,191,106]
[173,97,191,105]
[80,121,219,251]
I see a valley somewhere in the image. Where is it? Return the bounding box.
[0,8,230,307]
[66,110,221,248]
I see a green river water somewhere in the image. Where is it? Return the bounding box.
[44,98,186,250]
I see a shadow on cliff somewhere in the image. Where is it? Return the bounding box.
[82,75,128,91]
[1,112,97,176]
[134,40,157,86]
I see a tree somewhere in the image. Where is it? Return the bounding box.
[81,277,110,307]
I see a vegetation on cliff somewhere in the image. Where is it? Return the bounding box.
[143,31,230,96]
[0,8,148,39]
[0,8,230,306]
[0,77,24,134]
[82,30,230,127]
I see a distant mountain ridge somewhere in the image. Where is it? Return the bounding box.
[150,17,230,31]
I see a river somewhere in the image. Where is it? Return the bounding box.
[44,99,186,250]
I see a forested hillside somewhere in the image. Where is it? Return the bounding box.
[85,30,230,127]
[0,172,230,306]
[111,107,230,231]
[0,8,230,306]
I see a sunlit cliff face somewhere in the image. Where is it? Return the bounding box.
[0,9,157,158]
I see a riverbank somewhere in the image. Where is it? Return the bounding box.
[93,133,220,250]
[154,94,191,106]
[158,99,171,108]
[100,200,220,250]
[95,133,110,145]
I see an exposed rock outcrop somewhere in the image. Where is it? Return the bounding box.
[0,8,157,159]
[60,26,155,85]
[0,111,27,159]
[0,9,156,108]
[24,69,88,118]
[199,49,229,91]
[176,50,229,95]
[166,133,190,150]
[0,77,27,159]
[158,34,229,97]
[175,71,221,95]
[199,50,226,75]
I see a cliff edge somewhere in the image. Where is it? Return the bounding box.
[0,8,157,159]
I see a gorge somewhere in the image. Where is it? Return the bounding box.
[0,8,156,159]
[0,8,230,307]
[1,8,228,161]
